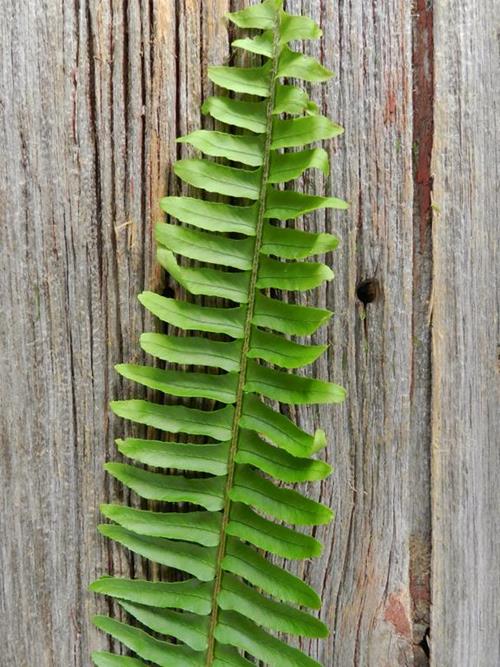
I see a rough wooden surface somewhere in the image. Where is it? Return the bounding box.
[431,1,500,665]
[0,1,497,666]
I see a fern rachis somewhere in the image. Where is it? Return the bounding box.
[91,1,347,666]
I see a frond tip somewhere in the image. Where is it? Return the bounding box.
[91,1,347,665]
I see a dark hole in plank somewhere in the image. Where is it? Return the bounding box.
[356,278,380,304]
[420,626,431,658]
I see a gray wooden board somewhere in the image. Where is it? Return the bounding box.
[0,1,497,665]
[431,1,500,665]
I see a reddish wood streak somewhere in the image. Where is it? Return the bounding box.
[384,592,413,639]
[412,0,434,247]
[384,88,397,124]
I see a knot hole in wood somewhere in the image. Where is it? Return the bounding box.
[356,278,380,304]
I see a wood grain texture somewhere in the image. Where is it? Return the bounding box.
[0,1,497,666]
[431,1,500,665]
[285,1,416,665]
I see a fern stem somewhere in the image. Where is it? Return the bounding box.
[205,16,282,666]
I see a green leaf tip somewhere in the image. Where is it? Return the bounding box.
[312,428,328,453]
[96,0,347,664]
[225,0,283,30]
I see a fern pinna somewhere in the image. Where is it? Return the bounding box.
[91,1,347,665]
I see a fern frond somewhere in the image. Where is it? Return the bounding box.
[91,1,347,665]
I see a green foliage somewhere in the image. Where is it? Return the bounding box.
[91,1,347,665]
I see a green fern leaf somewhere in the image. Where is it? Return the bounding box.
[91,1,347,664]
[92,652,148,667]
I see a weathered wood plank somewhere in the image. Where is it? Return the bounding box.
[0,0,417,664]
[431,1,500,665]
